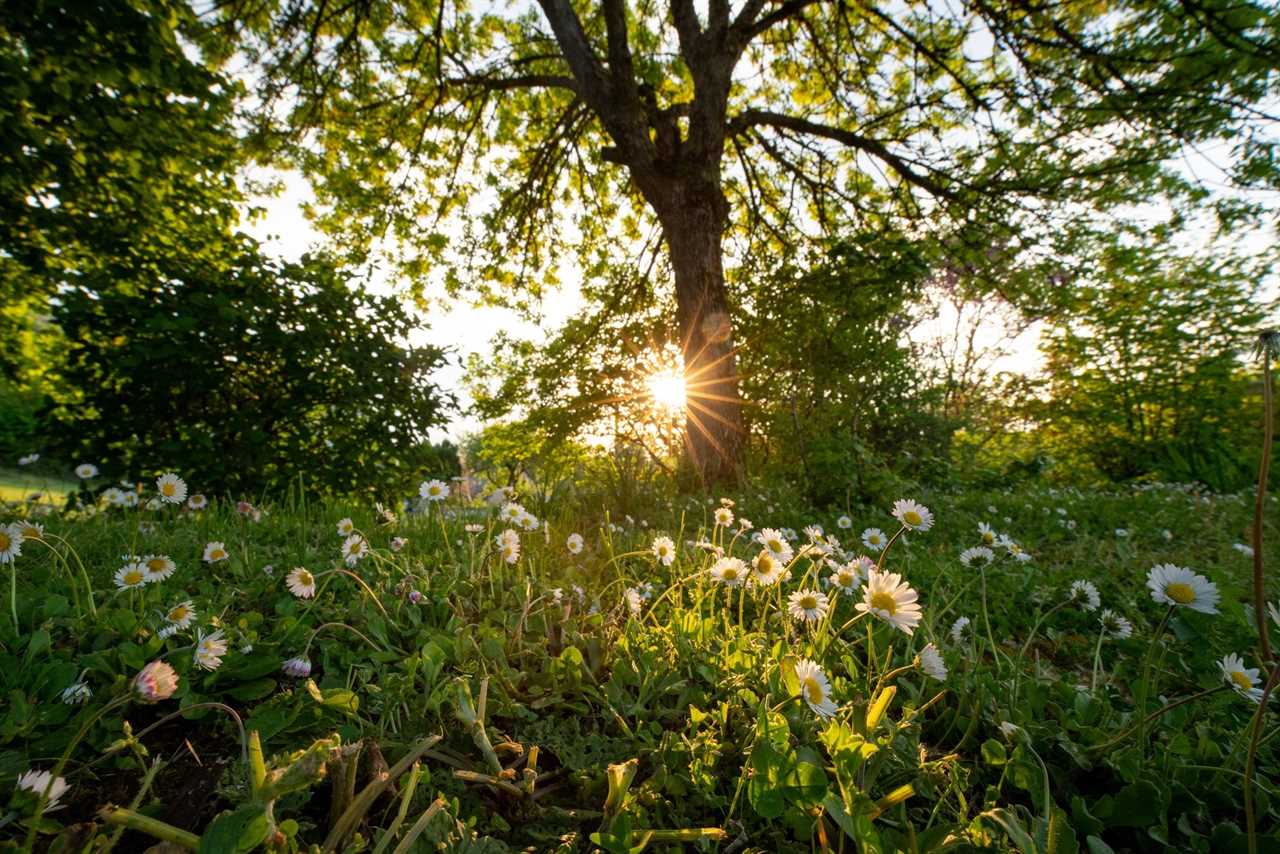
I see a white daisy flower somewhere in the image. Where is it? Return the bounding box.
[1220,653,1264,703]
[978,522,997,545]
[714,507,734,527]
[336,517,355,536]
[1068,580,1100,612]
[390,537,407,552]
[497,529,520,564]
[787,589,830,623]
[341,535,369,566]
[793,658,838,718]
[60,681,91,705]
[141,554,176,583]
[500,502,525,523]
[759,528,794,563]
[518,511,539,531]
[202,542,229,563]
[17,453,38,466]
[652,536,676,566]
[737,517,753,531]
[114,562,147,589]
[419,479,449,501]
[286,567,316,598]
[710,556,747,587]
[861,528,886,552]
[950,616,971,644]
[1146,564,1219,614]
[282,657,312,678]
[959,546,994,568]
[155,473,187,505]
[1233,543,1255,557]
[74,463,98,479]
[892,499,933,532]
[624,587,644,615]
[14,521,42,542]
[102,487,125,506]
[1099,609,1132,639]
[857,569,923,635]
[918,643,947,681]
[0,524,23,564]
[187,494,208,511]
[1115,528,1129,538]
[837,515,852,530]
[566,532,584,554]
[164,600,196,629]
[194,629,228,671]
[157,624,180,640]
[829,564,862,595]
[804,524,824,541]
[16,769,70,810]
[464,523,484,534]
[121,491,139,507]
[750,550,785,587]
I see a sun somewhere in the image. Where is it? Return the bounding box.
[647,370,687,413]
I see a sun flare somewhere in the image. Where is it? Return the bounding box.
[647,371,687,413]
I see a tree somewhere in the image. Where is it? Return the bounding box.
[43,245,455,497]
[209,0,1280,483]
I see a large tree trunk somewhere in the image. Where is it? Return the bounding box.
[657,183,744,486]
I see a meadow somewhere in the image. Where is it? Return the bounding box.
[0,473,1275,853]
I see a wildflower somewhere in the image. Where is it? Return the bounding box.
[857,569,923,635]
[155,473,187,505]
[336,517,355,536]
[567,532,584,554]
[714,507,734,527]
[282,657,312,678]
[17,453,38,466]
[652,535,676,566]
[0,524,22,563]
[892,499,934,532]
[157,624,179,640]
[500,502,525,524]
[624,587,644,615]
[164,600,196,629]
[497,529,520,564]
[194,629,228,671]
[804,524,824,541]
[950,616,971,644]
[203,542,229,563]
[1115,528,1129,538]
[114,562,147,589]
[341,534,369,566]
[420,479,449,501]
[829,564,862,595]
[738,517,753,531]
[141,554,176,583]
[710,556,747,587]
[15,770,69,811]
[133,660,179,702]
[102,487,125,506]
[375,502,397,525]
[759,528,794,563]
[1146,564,1219,614]
[861,528,886,552]
[464,523,484,534]
[518,511,539,531]
[750,550,785,586]
[1099,609,1132,639]
[1068,580,1100,612]
[793,658,838,718]
[918,643,947,681]
[978,522,997,545]
[1233,543,1255,557]
[787,589,830,623]
[187,494,208,511]
[959,546,994,568]
[408,590,422,603]
[286,567,316,598]
[390,537,407,552]
[121,491,139,508]
[60,681,91,705]
[1219,653,1264,703]
[15,521,42,541]
[75,463,98,479]
[837,514,852,530]
[145,497,165,511]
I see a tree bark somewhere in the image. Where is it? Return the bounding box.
[653,181,744,486]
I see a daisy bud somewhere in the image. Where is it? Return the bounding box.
[282,657,312,678]
[133,660,179,702]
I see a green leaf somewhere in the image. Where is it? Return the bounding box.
[198,804,270,854]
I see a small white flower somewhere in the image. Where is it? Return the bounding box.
[759,528,794,563]
[286,567,317,598]
[714,507,734,527]
[837,515,852,530]
[710,556,747,587]
[164,600,196,629]
[390,536,407,552]
[16,769,70,810]
[1233,543,1255,557]
[918,643,947,681]
[793,658,838,718]
[892,499,933,532]
[750,550,785,587]
[114,562,147,589]
[950,616,971,644]
[652,535,676,566]
[336,517,355,536]
[497,529,520,564]
[74,463,98,479]
[341,534,369,566]
[194,629,228,671]
[861,528,886,552]
[624,587,644,615]
[857,569,922,635]
[464,523,484,534]
[1068,580,1100,612]
[567,532,584,554]
[17,453,38,466]
[60,681,92,705]
[419,479,449,501]
[202,542,229,563]
[959,546,994,568]
[786,589,830,623]
[155,473,187,505]
[187,494,208,511]
[1220,653,1264,703]
[1115,528,1129,538]
[0,524,23,564]
[1146,564,1219,614]
[1099,609,1132,639]
[282,657,312,678]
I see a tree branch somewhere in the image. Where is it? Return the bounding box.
[445,73,578,92]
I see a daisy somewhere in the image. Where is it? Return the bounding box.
[793,658,838,718]
[518,511,539,531]
[419,479,449,501]
[194,629,228,671]
[1068,580,1100,612]
[282,657,312,678]
[336,518,355,536]
[286,567,316,598]
[497,529,520,564]
[114,562,147,589]
[121,491,139,508]
[0,524,23,563]
[804,524,824,541]
[750,550,785,587]
[959,546,994,568]
[737,518,753,531]
[758,528,794,563]
[16,769,70,811]
[464,523,484,534]
[624,588,644,615]
[341,534,369,566]
[1146,564,1219,614]
[187,494,208,511]
[15,521,42,541]
[1233,543,1255,557]
[17,453,38,466]
[919,643,947,681]
[164,600,196,629]
[978,522,997,545]
[950,616,971,644]
[133,660,179,702]
[390,537,407,552]
[74,463,98,479]
[787,589,830,623]
[203,542,229,563]
[861,528,886,552]
[500,502,525,523]
[141,554,176,583]
[857,569,923,635]
[714,507,734,527]
[1219,653,1264,703]
[710,556,747,587]
[1099,609,1132,639]
[567,533,584,554]
[1115,528,1129,538]
[102,487,125,506]
[60,681,91,705]
[892,499,933,532]
[155,473,187,505]
[157,624,179,640]
[837,515,852,530]
[829,564,862,595]
[652,536,676,566]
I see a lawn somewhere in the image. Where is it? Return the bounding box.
[0,478,1275,852]
[0,468,76,505]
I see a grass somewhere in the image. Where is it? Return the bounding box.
[0,479,1276,852]
[0,468,76,504]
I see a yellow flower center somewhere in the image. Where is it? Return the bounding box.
[161,483,175,496]
[147,558,166,573]
[799,595,818,611]
[723,568,739,582]
[169,606,188,621]
[124,570,144,585]
[982,532,994,544]
[838,573,855,588]
[903,510,922,526]
[212,549,225,560]
[870,534,882,544]
[768,538,782,552]
[803,677,824,704]
[299,570,313,585]
[1165,582,1196,604]
[869,591,897,615]
[0,532,10,551]
[1230,670,1254,691]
